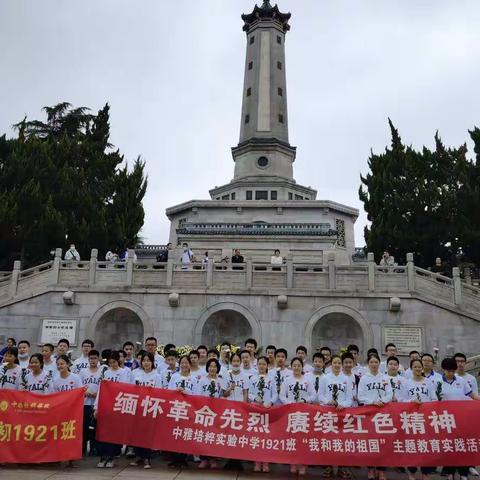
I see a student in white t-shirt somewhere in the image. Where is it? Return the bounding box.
[79,349,103,456]
[347,344,366,378]
[421,353,442,390]
[272,348,292,404]
[305,352,325,401]
[22,354,54,394]
[129,352,161,469]
[53,355,83,392]
[41,343,57,378]
[403,358,436,480]
[72,339,94,375]
[224,352,249,402]
[403,350,421,380]
[296,346,313,373]
[386,356,408,402]
[0,348,22,390]
[187,349,204,386]
[439,357,479,480]
[159,350,179,387]
[454,352,479,394]
[341,352,359,406]
[132,352,162,388]
[379,343,405,375]
[17,340,31,370]
[240,349,257,379]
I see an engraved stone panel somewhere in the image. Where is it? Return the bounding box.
[382,325,424,355]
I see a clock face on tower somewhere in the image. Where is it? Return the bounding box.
[257,156,269,168]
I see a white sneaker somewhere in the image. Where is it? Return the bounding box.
[96,460,106,468]
[470,468,480,476]
[460,476,468,480]
[126,447,135,458]
[105,460,115,468]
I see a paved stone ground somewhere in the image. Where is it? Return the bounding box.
[0,457,457,480]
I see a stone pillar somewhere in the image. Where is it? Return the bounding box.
[464,267,472,285]
[286,257,293,289]
[206,259,214,287]
[126,249,134,285]
[327,252,336,290]
[367,252,375,291]
[406,253,415,292]
[166,259,174,287]
[89,249,98,287]
[50,248,62,285]
[246,259,253,288]
[453,267,462,306]
[9,260,21,298]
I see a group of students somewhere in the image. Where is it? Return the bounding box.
[1,336,479,478]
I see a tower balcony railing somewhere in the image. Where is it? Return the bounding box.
[1,249,479,319]
[176,222,337,237]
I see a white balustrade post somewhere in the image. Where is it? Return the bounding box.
[126,249,134,285]
[9,260,21,298]
[327,252,336,290]
[406,253,415,292]
[166,259,174,286]
[286,257,293,289]
[367,252,375,291]
[50,248,62,285]
[89,249,98,287]
[452,267,462,306]
[206,259,214,287]
[246,259,253,288]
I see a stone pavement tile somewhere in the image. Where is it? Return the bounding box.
[114,466,181,479]
[175,469,238,479]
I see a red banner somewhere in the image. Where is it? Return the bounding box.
[97,381,480,466]
[0,389,84,463]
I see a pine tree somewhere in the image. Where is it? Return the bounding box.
[0,103,147,269]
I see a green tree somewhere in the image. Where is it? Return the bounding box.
[359,120,472,268]
[0,103,147,269]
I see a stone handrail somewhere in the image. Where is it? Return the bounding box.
[2,249,480,318]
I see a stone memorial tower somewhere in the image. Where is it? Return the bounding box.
[166,1,358,264]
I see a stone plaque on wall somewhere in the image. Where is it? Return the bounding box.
[382,325,424,355]
[40,319,77,346]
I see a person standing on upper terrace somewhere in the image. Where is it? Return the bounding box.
[64,244,80,261]
[180,242,194,269]
[231,249,244,264]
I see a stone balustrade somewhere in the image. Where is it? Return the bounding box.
[2,248,480,319]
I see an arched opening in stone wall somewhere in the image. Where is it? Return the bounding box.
[94,308,144,351]
[311,312,364,355]
[201,309,252,347]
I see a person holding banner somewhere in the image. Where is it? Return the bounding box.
[0,347,21,390]
[358,353,393,480]
[318,355,353,480]
[22,353,54,394]
[129,352,161,469]
[249,355,276,473]
[167,354,196,468]
[280,356,316,476]
[195,358,231,469]
[79,349,103,456]
[404,358,436,480]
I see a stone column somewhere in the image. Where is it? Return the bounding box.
[452,267,462,306]
[50,248,62,285]
[327,252,336,290]
[406,253,415,292]
[89,249,98,287]
[9,260,21,298]
[367,252,375,291]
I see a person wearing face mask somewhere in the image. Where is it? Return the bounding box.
[180,242,194,269]
[17,340,31,370]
